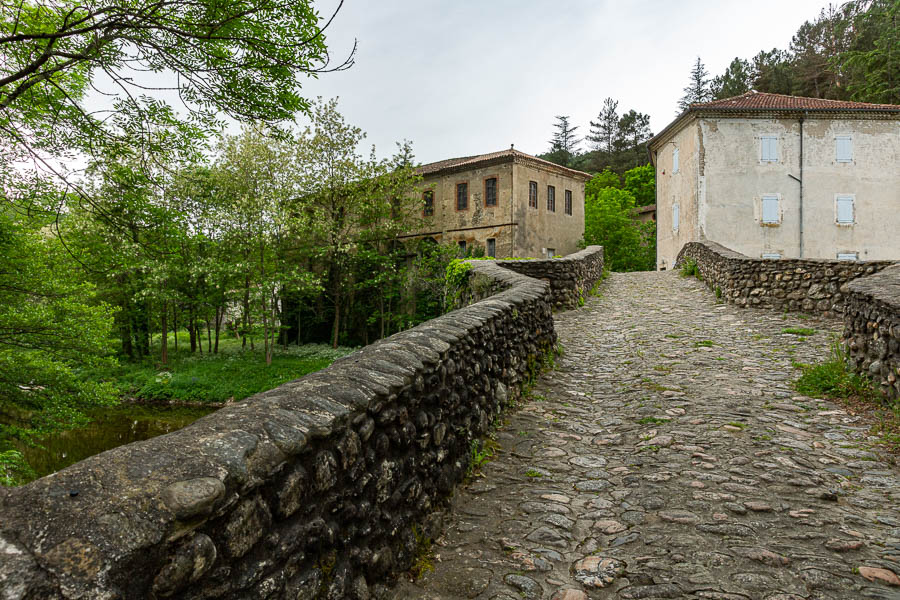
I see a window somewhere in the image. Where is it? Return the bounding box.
[761,195,780,224]
[836,135,853,163]
[547,185,556,212]
[672,203,679,232]
[672,147,679,173]
[836,195,854,224]
[456,182,468,211]
[423,190,434,216]
[546,248,556,259]
[484,177,497,207]
[528,181,538,208]
[457,240,467,255]
[761,135,778,162]
[762,253,782,260]
[837,252,859,261]
[564,190,572,215]
[486,238,496,258]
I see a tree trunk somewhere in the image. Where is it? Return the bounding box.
[331,295,340,349]
[161,300,168,366]
[214,306,222,354]
[206,316,212,353]
[189,310,197,353]
[242,277,251,350]
[173,303,178,352]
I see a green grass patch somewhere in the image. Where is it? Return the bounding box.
[694,340,715,348]
[794,341,875,402]
[82,342,354,404]
[524,469,543,478]
[679,258,700,278]
[637,416,670,425]
[782,327,818,336]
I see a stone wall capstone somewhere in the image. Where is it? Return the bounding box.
[0,247,605,600]
[676,241,896,317]
[844,264,900,400]
[494,246,605,310]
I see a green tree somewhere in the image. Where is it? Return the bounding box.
[0,205,117,482]
[712,58,754,99]
[677,57,713,112]
[587,98,620,153]
[623,165,655,207]
[546,115,581,167]
[840,0,900,103]
[585,169,621,197]
[583,187,655,272]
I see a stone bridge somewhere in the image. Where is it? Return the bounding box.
[394,269,900,600]
[2,243,900,599]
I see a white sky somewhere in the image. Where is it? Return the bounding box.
[298,0,830,165]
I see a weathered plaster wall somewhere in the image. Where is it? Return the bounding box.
[688,117,900,262]
[845,264,900,400]
[0,248,605,600]
[676,241,895,316]
[512,162,585,258]
[656,119,701,270]
[417,162,516,258]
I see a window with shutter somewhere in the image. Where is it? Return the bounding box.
[672,203,679,231]
[837,252,858,261]
[761,136,777,162]
[836,195,854,224]
[672,147,679,173]
[836,136,852,163]
[761,195,779,224]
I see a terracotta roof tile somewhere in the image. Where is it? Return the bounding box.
[691,91,900,112]
[417,148,591,179]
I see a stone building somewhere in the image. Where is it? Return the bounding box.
[404,148,591,258]
[648,92,900,270]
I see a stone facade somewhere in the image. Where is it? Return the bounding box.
[0,248,605,600]
[844,264,900,400]
[407,148,591,259]
[676,241,895,316]
[496,246,605,311]
[649,92,900,270]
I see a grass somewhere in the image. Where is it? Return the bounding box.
[524,469,543,478]
[81,339,354,404]
[794,340,875,402]
[694,340,715,348]
[637,416,670,425]
[782,327,818,336]
[679,258,700,278]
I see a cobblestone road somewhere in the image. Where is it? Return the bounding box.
[393,271,900,600]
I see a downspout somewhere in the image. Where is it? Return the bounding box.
[509,147,516,258]
[789,115,805,258]
[651,148,659,270]
[799,114,805,259]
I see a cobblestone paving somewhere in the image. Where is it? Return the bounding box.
[392,271,900,600]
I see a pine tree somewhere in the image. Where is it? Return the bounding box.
[677,57,713,112]
[712,58,754,99]
[546,115,581,167]
[587,98,619,153]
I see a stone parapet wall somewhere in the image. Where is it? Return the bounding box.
[844,265,900,400]
[496,245,605,310]
[0,250,605,599]
[676,241,895,317]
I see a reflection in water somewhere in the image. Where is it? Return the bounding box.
[16,405,216,482]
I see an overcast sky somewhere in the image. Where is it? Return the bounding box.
[296,0,830,165]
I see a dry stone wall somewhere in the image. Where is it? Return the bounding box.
[496,246,605,310]
[844,265,900,400]
[676,241,895,317]
[0,248,604,600]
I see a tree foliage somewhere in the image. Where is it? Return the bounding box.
[677,57,713,112]
[546,115,581,167]
[582,166,656,272]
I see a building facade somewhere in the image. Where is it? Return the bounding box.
[405,148,591,258]
[648,92,900,269]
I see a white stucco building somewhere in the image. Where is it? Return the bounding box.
[648,92,900,269]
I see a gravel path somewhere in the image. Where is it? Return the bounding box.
[392,271,900,600]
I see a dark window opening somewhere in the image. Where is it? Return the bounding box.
[457,240,467,255]
[547,185,556,212]
[486,238,496,257]
[564,189,572,215]
[529,181,538,208]
[485,177,497,207]
[456,182,468,210]
[423,190,434,216]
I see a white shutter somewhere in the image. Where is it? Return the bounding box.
[761,136,777,162]
[836,196,854,224]
[837,252,859,261]
[762,253,781,260]
[836,136,852,162]
[673,147,679,173]
[672,203,679,231]
[761,195,779,224]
